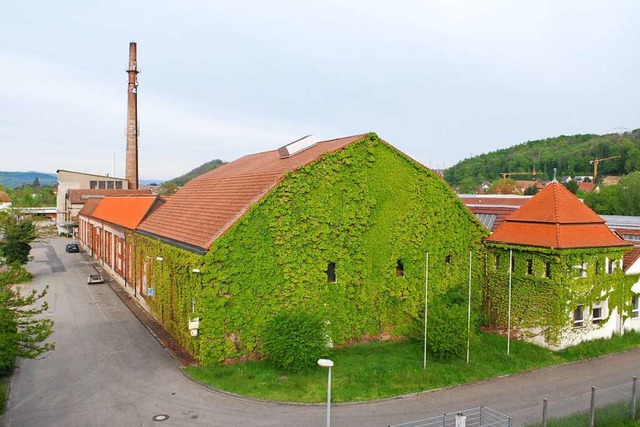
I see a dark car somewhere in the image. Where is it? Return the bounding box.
[65,243,80,253]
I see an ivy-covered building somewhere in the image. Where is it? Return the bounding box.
[483,181,639,349]
[131,133,488,363]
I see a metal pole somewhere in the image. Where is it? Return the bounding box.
[424,252,429,370]
[542,398,548,427]
[507,249,513,356]
[326,366,332,427]
[632,376,637,421]
[590,386,596,427]
[467,251,472,364]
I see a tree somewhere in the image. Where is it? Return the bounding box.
[31,177,40,188]
[0,266,55,375]
[524,185,539,195]
[584,171,640,216]
[489,178,520,194]
[0,211,39,265]
[618,172,640,216]
[563,180,579,194]
[457,177,478,194]
[158,182,179,196]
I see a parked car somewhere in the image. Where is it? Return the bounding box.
[65,243,79,253]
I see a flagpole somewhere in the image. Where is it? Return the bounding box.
[507,249,513,356]
[424,252,429,370]
[467,251,472,364]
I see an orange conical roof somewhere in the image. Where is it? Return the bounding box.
[485,182,629,249]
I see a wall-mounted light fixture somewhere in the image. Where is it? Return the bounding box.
[155,257,164,261]
[192,268,201,273]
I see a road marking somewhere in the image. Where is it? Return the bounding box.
[85,285,109,322]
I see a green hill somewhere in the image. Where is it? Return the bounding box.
[444,129,640,188]
[0,171,57,188]
[166,159,226,186]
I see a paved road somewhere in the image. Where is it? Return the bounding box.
[3,238,640,426]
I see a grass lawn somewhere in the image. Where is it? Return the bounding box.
[525,400,640,426]
[185,331,640,403]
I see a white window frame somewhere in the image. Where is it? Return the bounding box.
[573,304,584,328]
[591,303,606,325]
[632,295,639,319]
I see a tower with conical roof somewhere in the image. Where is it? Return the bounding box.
[483,181,635,349]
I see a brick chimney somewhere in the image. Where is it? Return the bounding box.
[126,42,139,190]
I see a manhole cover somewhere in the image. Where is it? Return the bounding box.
[152,414,170,422]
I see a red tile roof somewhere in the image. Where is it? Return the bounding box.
[623,246,640,272]
[138,134,368,251]
[485,182,630,249]
[92,196,159,230]
[578,182,596,192]
[0,190,11,203]
[68,189,152,204]
[78,198,101,217]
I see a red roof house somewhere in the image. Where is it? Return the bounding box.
[483,181,636,349]
[131,132,488,363]
[78,196,162,282]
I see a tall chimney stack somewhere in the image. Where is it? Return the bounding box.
[126,42,139,190]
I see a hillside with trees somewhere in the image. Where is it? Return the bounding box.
[444,129,640,191]
[158,159,226,195]
[0,172,56,188]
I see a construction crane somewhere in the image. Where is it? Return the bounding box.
[500,172,529,179]
[590,155,621,184]
[500,168,538,180]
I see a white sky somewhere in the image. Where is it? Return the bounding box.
[1,1,638,181]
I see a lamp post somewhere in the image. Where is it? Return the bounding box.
[317,358,333,427]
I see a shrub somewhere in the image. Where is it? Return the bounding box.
[262,310,328,372]
[410,288,478,360]
[427,302,473,359]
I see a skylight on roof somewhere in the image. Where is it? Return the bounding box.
[278,135,316,158]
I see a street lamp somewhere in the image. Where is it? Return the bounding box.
[317,358,333,427]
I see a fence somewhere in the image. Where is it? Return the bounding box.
[529,376,637,427]
[389,406,512,427]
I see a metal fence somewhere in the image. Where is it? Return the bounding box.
[389,406,512,427]
[530,376,638,427]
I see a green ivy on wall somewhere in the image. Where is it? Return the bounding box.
[133,133,488,364]
[484,243,638,345]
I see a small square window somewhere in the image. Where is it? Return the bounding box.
[608,259,616,274]
[573,304,584,328]
[107,181,114,189]
[98,181,106,189]
[544,262,552,278]
[592,306,604,324]
[526,259,533,275]
[326,262,336,283]
[445,255,452,264]
[396,260,404,277]
[116,181,123,189]
[89,180,97,189]
[632,296,639,319]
